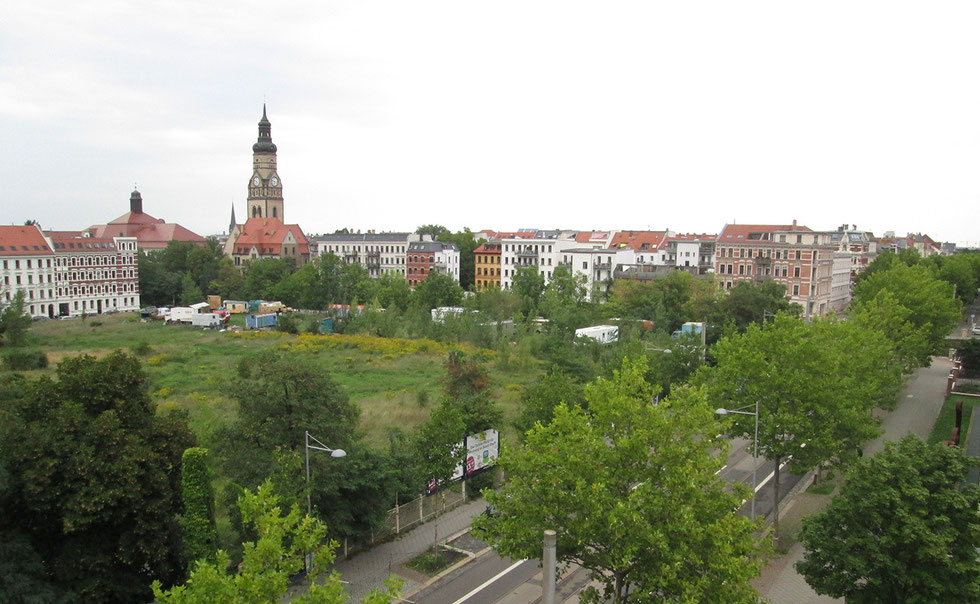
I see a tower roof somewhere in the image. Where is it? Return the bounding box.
[253,103,277,153]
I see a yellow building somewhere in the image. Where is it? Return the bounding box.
[474,241,501,291]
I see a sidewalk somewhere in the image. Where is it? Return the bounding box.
[753,355,953,603]
[331,498,488,602]
[306,358,953,603]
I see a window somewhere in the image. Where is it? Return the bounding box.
[795,250,801,260]
[793,284,800,296]
[794,267,801,278]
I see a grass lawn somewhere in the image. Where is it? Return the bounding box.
[405,546,466,576]
[927,394,980,446]
[14,313,541,448]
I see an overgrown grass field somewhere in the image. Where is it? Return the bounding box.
[14,313,541,447]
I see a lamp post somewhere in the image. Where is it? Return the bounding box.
[715,401,759,521]
[304,431,346,571]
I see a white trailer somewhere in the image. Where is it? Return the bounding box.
[191,313,223,329]
[166,306,195,323]
[431,306,466,323]
[575,325,619,344]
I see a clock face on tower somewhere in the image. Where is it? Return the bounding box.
[271,177,279,186]
[253,177,261,186]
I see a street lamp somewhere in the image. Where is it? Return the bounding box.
[715,401,759,521]
[304,431,346,572]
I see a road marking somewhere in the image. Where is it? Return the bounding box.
[452,559,527,604]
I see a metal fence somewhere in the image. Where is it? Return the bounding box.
[369,482,467,545]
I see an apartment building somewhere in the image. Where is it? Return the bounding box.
[312,232,428,278]
[474,240,502,291]
[714,222,836,319]
[49,235,140,316]
[499,232,559,290]
[1,225,140,318]
[0,225,57,318]
[407,241,460,286]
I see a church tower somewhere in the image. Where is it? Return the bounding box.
[247,104,284,221]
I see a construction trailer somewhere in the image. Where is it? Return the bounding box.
[574,325,619,344]
[245,313,278,329]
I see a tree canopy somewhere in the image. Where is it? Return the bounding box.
[0,352,195,602]
[850,261,961,367]
[796,435,980,602]
[474,359,766,603]
[153,480,402,604]
[695,314,902,539]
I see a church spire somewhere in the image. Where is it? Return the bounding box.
[229,203,237,235]
[253,104,277,153]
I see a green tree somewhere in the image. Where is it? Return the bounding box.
[214,352,359,489]
[796,435,980,602]
[510,265,545,318]
[512,367,585,439]
[243,257,296,301]
[210,257,246,300]
[181,448,219,568]
[851,262,960,364]
[152,480,402,604]
[539,265,591,335]
[180,272,205,305]
[715,279,801,334]
[936,252,980,305]
[437,229,485,291]
[412,272,464,311]
[695,314,901,540]
[474,359,766,603]
[415,224,449,239]
[0,352,195,601]
[0,290,32,347]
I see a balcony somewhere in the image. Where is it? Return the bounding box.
[515,247,538,258]
[366,251,381,268]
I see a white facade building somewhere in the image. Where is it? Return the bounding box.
[312,232,431,278]
[0,225,57,318]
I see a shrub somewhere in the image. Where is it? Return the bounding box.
[130,341,153,356]
[89,321,103,327]
[3,349,48,370]
[955,381,980,394]
[276,313,299,334]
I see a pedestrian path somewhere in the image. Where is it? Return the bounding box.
[332,499,488,602]
[753,356,952,603]
[296,357,953,603]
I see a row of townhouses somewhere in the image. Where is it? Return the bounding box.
[3,106,953,320]
[0,224,140,318]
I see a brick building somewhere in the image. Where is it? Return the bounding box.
[714,222,836,319]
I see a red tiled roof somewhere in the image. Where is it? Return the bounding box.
[232,218,309,255]
[43,230,87,239]
[89,208,205,250]
[474,241,501,254]
[608,231,667,251]
[0,225,54,256]
[718,223,811,241]
[575,231,610,243]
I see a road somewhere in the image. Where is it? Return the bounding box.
[408,439,793,604]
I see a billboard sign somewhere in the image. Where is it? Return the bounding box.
[426,428,499,494]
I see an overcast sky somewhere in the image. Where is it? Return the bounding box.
[2,1,978,245]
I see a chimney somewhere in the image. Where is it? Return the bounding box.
[792,219,797,227]
[130,189,143,214]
